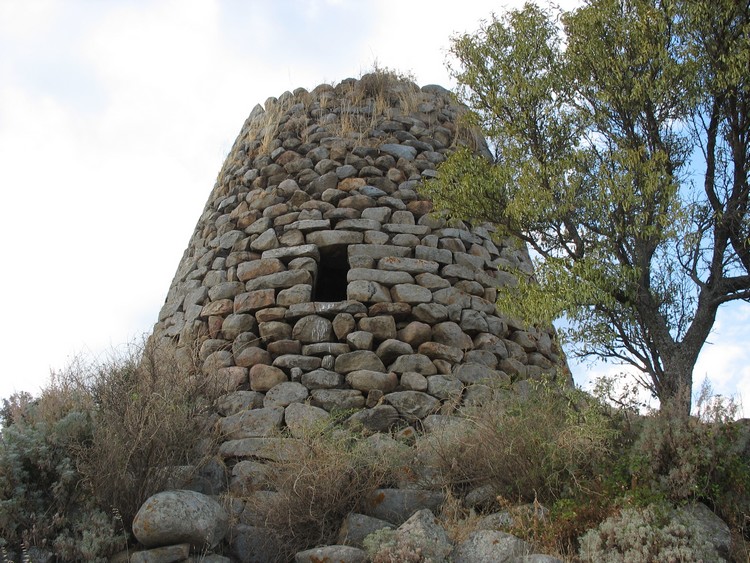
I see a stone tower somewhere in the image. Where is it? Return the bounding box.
[152,73,564,433]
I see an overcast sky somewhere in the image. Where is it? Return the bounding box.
[0,0,747,416]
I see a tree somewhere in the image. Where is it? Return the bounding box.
[426,0,750,415]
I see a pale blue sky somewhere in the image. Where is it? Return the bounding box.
[0,0,746,415]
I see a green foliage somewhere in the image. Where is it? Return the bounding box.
[426,0,750,414]
[578,503,720,562]
[629,382,750,529]
[0,337,213,560]
[426,382,620,504]
[0,393,124,560]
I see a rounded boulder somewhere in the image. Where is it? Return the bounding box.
[132,489,229,549]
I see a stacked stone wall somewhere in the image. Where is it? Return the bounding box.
[153,74,566,439]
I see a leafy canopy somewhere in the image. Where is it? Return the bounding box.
[426,0,750,413]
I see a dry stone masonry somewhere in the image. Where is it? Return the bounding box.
[133,75,737,563]
[153,75,566,435]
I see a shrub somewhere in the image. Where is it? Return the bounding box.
[0,336,217,560]
[424,382,619,504]
[578,503,720,562]
[629,381,750,534]
[245,425,408,561]
[0,389,124,560]
[72,336,219,527]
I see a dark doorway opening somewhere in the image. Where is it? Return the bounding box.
[313,246,349,302]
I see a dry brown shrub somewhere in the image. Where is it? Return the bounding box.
[245,425,408,561]
[70,336,220,527]
[423,382,617,505]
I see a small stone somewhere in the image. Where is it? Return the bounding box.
[301,368,344,389]
[235,346,271,368]
[310,389,365,411]
[294,546,367,563]
[333,313,356,339]
[347,280,392,303]
[292,315,334,343]
[249,364,287,391]
[346,370,398,393]
[385,391,440,419]
[335,350,386,373]
[397,322,432,348]
[346,405,401,433]
[433,322,473,350]
[391,284,433,304]
[388,354,437,375]
[264,381,309,407]
[375,339,414,365]
[219,406,284,439]
[358,316,397,341]
[284,402,330,437]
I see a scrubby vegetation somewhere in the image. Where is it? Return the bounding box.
[1,344,748,561]
[0,337,218,561]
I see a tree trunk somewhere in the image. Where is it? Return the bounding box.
[658,352,697,416]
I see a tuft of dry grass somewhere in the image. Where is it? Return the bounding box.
[70,336,221,527]
[243,425,408,562]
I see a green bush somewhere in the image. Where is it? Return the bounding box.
[425,382,620,504]
[0,336,216,560]
[629,382,750,534]
[0,392,124,560]
[578,503,720,562]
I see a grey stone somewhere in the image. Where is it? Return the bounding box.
[412,303,449,324]
[385,391,440,419]
[310,389,365,411]
[284,402,330,437]
[261,244,320,262]
[216,391,264,416]
[245,269,312,291]
[294,546,367,563]
[301,343,351,356]
[337,513,394,548]
[277,284,312,306]
[249,364,287,391]
[250,228,279,252]
[233,344,269,367]
[346,370,398,393]
[263,381,309,407]
[427,375,463,401]
[418,341,464,363]
[292,314,333,343]
[219,406,284,439]
[218,436,306,461]
[391,283,432,304]
[380,143,417,161]
[379,256,439,275]
[375,339,414,365]
[132,490,229,549]
[452,530,531,563]
[395,509,452,562]
[347,268,415,285]
[347,330,374,350]
[301,368,344,389]
[400,371,429,392]
[358,316,397,340]
[346,404,401,433]
[130,544,191,563]
[348,244,411,260]
[676,503,731,558]
[306,229,363,247]
[364,488,445,525]
[432,321,474,350]
[229,525,282,563]
[389,354,437,375]
[347,280,392,303]
[272,354,322,371]
[335,350,386,373]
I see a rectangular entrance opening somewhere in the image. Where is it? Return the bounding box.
[312,246,349,302]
